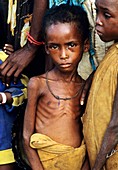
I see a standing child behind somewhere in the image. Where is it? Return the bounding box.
[83,0,118,169]
[0,50,28,170]
[23,4,90,170]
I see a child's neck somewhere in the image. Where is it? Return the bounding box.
[52,67,78,82]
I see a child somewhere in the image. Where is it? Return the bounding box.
[83,0,118,169]
[0,50,28,170]
[23,4,90,170]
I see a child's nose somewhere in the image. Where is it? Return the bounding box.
[96,16,103,26]
[60,47,69,60]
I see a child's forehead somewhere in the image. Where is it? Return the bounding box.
[96,0,118,8]
[45,22,82,41]
[96,0,118,18]
[49,22,77,26]
[46,22,79,32]
[45,22,82,38]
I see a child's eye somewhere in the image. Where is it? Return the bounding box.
[48,44,58,50]
[104,12,111,19]
[68,42,77,48]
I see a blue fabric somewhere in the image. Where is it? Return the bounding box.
[0,80,25,150]
[0,106,17,150]
[5,87,24,112]
[49,0,85,8]
[0,59,27,151]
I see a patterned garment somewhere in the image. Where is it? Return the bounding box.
[49,0,85,8]
[0,0,34,50]
[8,0,33,49]
[0,51,28,165]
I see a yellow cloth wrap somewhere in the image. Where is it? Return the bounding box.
[30,133,86,170]
[0,51,8,61]
[0,149,15,165]
[83,43,118,170]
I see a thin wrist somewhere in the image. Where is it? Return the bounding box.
[25,42,39,54]
[26,32,44,52]
[27,32,44,45]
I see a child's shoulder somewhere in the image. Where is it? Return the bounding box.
[28,73,47,90]
[30,72,47,80]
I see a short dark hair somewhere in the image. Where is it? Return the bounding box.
[42,4,90,42]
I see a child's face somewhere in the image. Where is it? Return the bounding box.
[95,0,118,42]
[45,22,89,73]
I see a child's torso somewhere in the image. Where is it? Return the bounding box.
[35,73,85,148]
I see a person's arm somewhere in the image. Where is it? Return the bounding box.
[23,77,44,170]
[92,86,118,170]
[0,0,47,84]
[80,70,95,106]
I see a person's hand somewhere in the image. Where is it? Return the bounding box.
[0,43,37,85]
[3,44,14,55]
[80,70,95,105]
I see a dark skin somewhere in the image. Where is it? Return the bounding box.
[23,22,90,170]
[0,163,15,170]
[3,44,14,56]
[0,0,47,85]
[91,0,118,169]
[0,0,92,106]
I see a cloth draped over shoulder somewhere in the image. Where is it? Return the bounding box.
[30,133,86,170]
[83,43,118,170]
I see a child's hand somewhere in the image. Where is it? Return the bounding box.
[3,44,14,55]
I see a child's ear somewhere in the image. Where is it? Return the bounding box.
[83,39,90,52]
[45,45,50,55]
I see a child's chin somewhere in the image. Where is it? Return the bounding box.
[99,36,109,42]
